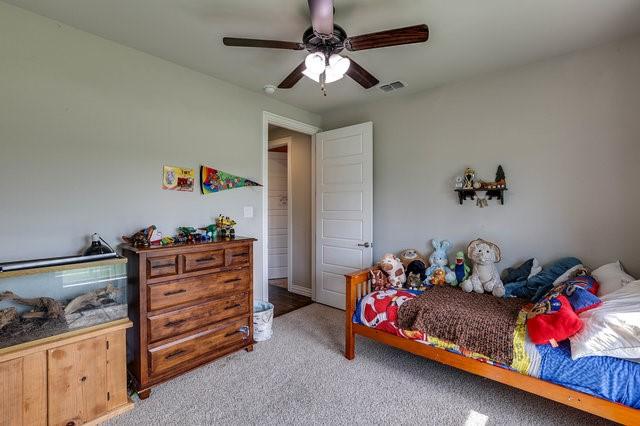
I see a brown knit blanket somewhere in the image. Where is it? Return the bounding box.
[397,286,527,365]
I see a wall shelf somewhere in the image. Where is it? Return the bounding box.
[455,188,508,205]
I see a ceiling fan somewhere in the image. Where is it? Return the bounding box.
[223,0,429,95]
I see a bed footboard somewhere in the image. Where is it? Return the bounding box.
[344,267,376,359]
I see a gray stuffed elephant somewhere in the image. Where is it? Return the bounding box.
[461,239,505,297]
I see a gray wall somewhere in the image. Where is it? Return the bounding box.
[323,35,640,277]
[0,3,321,301]
[269,128,312,290]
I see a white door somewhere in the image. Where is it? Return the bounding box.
[268,150,288,279]
[315,122,373,309]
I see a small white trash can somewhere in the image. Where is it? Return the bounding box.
[253,301,274,342]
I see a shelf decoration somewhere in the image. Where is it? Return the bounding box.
[200,165,262,194]
[454,165,508,206]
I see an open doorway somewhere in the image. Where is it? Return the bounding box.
[266,122,315,317]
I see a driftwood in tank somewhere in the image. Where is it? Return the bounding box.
[0,291,65,319]
[0,307,19,330]
[64,283,119,315]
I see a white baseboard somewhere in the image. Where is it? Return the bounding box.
[289,283,312,297]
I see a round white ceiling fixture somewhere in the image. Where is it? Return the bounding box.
[263,84,277,95]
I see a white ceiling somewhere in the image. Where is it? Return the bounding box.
[5,0,640,113]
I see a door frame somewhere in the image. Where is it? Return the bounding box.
[262,111,321,303]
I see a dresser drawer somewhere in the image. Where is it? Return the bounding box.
[182,249,225,273]
[147,293,249,342]
[148,317,250,376]
[147,255,179,279]
[147,269,250,311]
[225,245,250,267]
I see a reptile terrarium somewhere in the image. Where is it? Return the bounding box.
[0,256,128,349]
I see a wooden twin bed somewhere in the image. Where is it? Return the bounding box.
[344,267,640,425]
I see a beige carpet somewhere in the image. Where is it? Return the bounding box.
[108,304,611,425]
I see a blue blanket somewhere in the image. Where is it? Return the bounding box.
[538,341,640,409]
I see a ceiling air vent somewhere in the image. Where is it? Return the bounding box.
[379,81,406,92]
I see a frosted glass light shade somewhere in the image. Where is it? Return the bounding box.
[302,69,344,84]
[305,52,326,74]
[302,68,321,82]
[328,54,350,75]
[324,68,344,83]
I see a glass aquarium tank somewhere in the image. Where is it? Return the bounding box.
[0,256,128,349]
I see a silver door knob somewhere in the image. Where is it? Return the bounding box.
[358,242,371,248]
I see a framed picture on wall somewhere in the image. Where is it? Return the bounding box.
[162,165,194,191]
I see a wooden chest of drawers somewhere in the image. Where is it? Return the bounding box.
[122,237,256,399]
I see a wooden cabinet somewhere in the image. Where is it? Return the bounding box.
[0,352,46,426]
[123,237,256,399]
[0,321,132,426]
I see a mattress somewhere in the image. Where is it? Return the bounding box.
[353,289,640,409]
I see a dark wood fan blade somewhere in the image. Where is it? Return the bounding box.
[223,37,304,50]
[344,24,429,51]
[308,0,334,35]
[278,61,307,89]
[345,57,379,89]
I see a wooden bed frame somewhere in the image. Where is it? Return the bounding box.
[344,267,640,425]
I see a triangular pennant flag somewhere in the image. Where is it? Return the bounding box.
[200,165,262,194]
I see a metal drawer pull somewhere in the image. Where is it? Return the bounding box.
[195,256,216,263]
[225,326,249,338]
[232,253,246,257]
[164,349,187,360]
[224,278,241,284]
[165,319,187,327]
[163,289,187,296]
[224,303,241,310]
[152,263,175,269]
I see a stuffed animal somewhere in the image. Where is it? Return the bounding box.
[379,254,406,288]
[424,239,457,286]
[461,239,505,297]
[399,248,427,268]
[406,272,422,290]
[406,259,427,281]
[370,270,391,291]
[450,251,471,285]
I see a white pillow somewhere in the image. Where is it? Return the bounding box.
[570,280,640,362]
[592,261,635,296]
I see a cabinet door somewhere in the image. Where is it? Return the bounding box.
[0,353,47,426]
[105,331,128,411]
[48,336,108,426]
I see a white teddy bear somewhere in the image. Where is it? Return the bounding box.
[461,239,505,297]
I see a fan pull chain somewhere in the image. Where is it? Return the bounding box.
[320,72,327,96]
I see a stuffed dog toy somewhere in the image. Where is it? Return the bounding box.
[399,248,427,268]
[461,239,505,297]
[379,253,406,288]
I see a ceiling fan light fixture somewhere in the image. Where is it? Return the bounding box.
[328,54,350,75]
[304,52,326,74]
[302,68,321,83]
[324,67,345,84]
